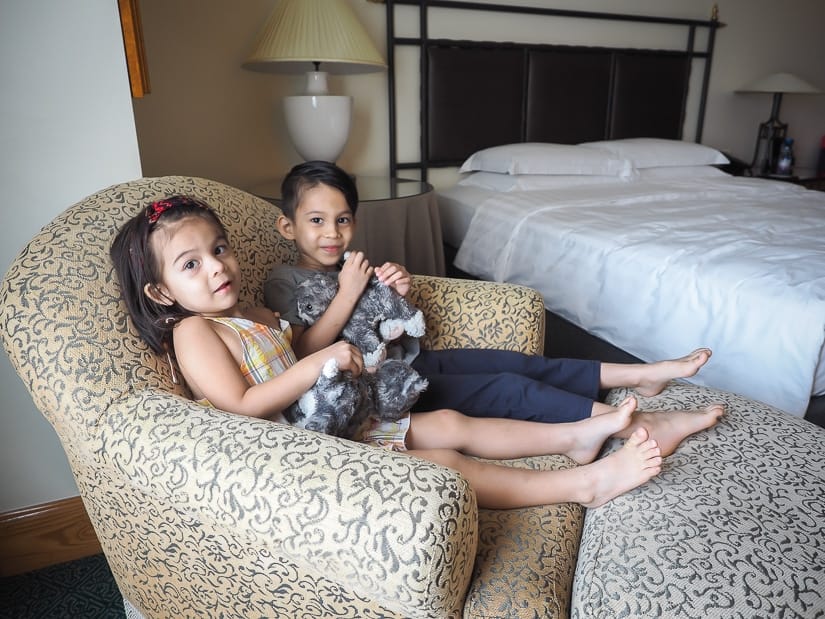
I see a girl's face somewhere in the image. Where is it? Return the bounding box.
[145,215,242,316]
[279,184,355,271]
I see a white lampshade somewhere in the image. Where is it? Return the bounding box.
[737,72,820,94]
[244,0,386,75]
[243,0,386,162]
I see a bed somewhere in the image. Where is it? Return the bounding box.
[441,145,825,417]
[385,1,825,419]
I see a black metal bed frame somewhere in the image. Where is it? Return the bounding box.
[385,0,723,180]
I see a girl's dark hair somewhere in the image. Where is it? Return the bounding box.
[109,195,227,356]
[280,160,359,219]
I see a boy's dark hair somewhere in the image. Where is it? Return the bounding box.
[109,195,227,356]
[280,160,359,219]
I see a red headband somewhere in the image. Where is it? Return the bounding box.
[146,196,207,224]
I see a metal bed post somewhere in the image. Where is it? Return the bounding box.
[386,0,397,178]
[419,0,430,182]
[695,11,721,142]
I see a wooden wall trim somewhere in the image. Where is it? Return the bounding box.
[0,496,102,577]
[118,0,151,97]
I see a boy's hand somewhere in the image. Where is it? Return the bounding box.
[375,262,411,297]
[338,251,373,302]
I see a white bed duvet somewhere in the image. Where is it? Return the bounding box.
[453,176,825,416]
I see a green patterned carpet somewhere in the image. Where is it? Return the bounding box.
[0,554,123,618]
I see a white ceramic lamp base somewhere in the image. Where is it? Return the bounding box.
[283,95,352,162]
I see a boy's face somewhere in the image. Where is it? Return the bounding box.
[277,184,355,271]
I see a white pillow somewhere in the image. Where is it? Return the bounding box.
[459,142,635,177]
[579,138,729,168]
[457,171,518,191]
[458,171,632,192]
[637,165,731,180]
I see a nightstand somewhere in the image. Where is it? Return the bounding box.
[757,167,825,191]
[249,176,446,276]
[795,173,825,192]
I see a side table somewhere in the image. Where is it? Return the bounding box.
[757,167,825,192]
[248,176,446,277]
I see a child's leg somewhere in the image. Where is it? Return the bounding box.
[410,348,720,457]
[591,397,723,457]
[599,348,712,396]
[412,349,600,423]
[594,348,723,456]
[413,349,599,397]
[406,418,661,510]
[611,404,724,458]
[412,372,595,423]
[407,400,637,464]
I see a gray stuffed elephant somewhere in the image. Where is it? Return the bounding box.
[295,271,426,367]
[284,271,428,440]
[283,357,428,439]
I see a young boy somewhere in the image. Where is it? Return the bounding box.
[264,161,723,456]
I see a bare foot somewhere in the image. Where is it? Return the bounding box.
[567,396,636,464]
[578,428,662,508]
[623,404,724,457]
[635,348,712,397]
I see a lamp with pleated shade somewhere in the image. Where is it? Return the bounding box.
[243,0,386,163]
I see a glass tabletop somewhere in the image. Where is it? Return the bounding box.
[249,176,432,203]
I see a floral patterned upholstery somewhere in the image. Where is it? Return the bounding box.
[573,382,825,619]
[0,176,580,618]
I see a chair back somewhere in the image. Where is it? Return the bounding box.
[0,175,295,486]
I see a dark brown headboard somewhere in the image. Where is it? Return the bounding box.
[386,1,724,179]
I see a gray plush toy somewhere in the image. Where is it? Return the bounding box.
[295,271,426,367]
[283,270,429,440]
[283,357,428,439]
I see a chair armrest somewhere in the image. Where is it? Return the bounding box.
[97,390,478,618]
[409,275,545,354]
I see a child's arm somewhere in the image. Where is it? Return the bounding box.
[174,316,363,419]
[375,261,412,297]
[292,251,373,357]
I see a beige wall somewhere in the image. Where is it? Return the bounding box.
[133,0,390,188]
[134,0,825,190]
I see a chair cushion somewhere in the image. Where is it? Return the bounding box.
[464,455,584,619]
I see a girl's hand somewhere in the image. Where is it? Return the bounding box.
[375,262,411,297]
[338,250,372,302]
[324,340,364,377]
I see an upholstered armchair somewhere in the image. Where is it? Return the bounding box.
[1,176,582,618]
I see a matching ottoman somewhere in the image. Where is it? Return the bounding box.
[573,382,825,618]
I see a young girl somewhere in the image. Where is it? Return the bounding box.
[265,161,725,457]
[111,194,666,510]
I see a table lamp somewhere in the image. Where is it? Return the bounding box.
[243,0,386,163]
[737,72,820,175]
